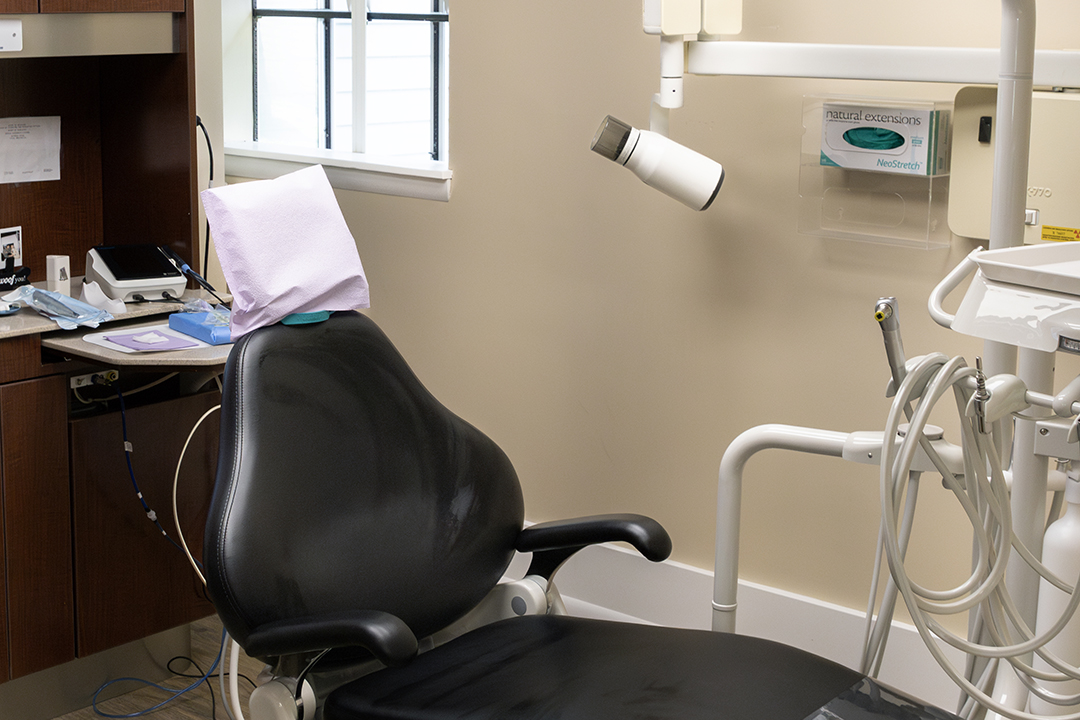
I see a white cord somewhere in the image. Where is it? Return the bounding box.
[171,402,248,719]
[230,638,245,720]
[74,372,181,405]
[221,631,237,720]
[126,371,181,396]
[869,353,1080,720]
[861,472,920,676]
[172,404,221,588]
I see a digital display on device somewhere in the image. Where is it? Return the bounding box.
[92,245,183,280]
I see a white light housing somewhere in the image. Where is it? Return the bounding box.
[591,115,724,211]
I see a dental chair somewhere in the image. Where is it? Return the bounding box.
[205,310,954,720]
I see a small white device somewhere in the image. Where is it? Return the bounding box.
[84,245,186,302]
[46,254,70,296]
[590,115,725,211]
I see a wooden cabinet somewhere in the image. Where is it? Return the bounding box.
[0,375,75,680]
[0,457,6,684]
[0,13,198,284]
[0,51,198,282]
[40,0,184,13]
[0,0,183,14]
[0,0,37,13]
[0,0,203,685]
[70,390,218,657]
[0,369,221,679]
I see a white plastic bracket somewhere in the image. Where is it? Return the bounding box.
[658,34,686,109]
[1035,417,1080,461]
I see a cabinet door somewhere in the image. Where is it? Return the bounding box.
[0,431,6,685]
[37,0,183,11]
[0,0,38,12]
[71,390,217,657]
[0,375,75,680]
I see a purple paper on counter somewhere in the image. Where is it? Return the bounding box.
[104,329,200,352]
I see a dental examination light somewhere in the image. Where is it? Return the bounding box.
[590,115,725,211]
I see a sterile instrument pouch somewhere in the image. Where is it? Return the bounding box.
[3,285,113,330]
[180,297,230,324]
[200,164,370,341]
[169,299,232,345]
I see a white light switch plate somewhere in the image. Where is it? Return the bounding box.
[0,20,23,53]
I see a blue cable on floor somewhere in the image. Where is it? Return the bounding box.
[92,628,226,718]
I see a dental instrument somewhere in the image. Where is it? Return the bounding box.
[160,244,228,306]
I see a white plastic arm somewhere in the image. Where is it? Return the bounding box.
[659,35,685,109]
[685,42,1080,87]
[713,425,849,633]
[927,248,982,329]
[713,423,970,634]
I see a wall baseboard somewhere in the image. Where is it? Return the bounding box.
[524,541,967,711]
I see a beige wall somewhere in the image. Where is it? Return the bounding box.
[199,1,1080,617]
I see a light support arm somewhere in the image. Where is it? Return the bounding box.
[985,5,1040,717]
[650,96,670,136]
[989,0,1036,254]
[659,34,685,109]
[686,42,1080,87]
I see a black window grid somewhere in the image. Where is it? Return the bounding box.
[251,2,448,160]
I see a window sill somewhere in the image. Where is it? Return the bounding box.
[223,142,452,202]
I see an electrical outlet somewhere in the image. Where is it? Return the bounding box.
[70,370,119,389]
[0,226,21,267]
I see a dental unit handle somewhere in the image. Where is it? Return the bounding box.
[928,249,982,330]
[713,423,967,634]
[713,425,849,633]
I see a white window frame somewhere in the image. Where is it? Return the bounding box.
[221,0,451,201]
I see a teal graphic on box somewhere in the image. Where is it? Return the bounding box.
[169,311,231,345]
[820,102,950,176]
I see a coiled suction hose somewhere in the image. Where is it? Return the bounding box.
[868,349,1080,720]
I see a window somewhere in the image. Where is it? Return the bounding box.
[222,0,451,200]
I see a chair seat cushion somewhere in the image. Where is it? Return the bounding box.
[323,615,865,720]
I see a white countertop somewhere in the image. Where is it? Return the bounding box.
[3,284,234,368]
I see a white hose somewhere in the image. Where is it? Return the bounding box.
[870,354,1080,720]
[172,404,220,587]
[221,632,237,720]
[230,639,245,720]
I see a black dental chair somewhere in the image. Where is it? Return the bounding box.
[205,310,954,720]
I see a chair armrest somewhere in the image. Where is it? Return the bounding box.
[244,610,419,667]
[516,513,672,579]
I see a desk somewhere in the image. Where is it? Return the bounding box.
[0,288,228,685]
[1,287,231,369]
[42,317,233,369]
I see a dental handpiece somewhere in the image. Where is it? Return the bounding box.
[874,297,907,390]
